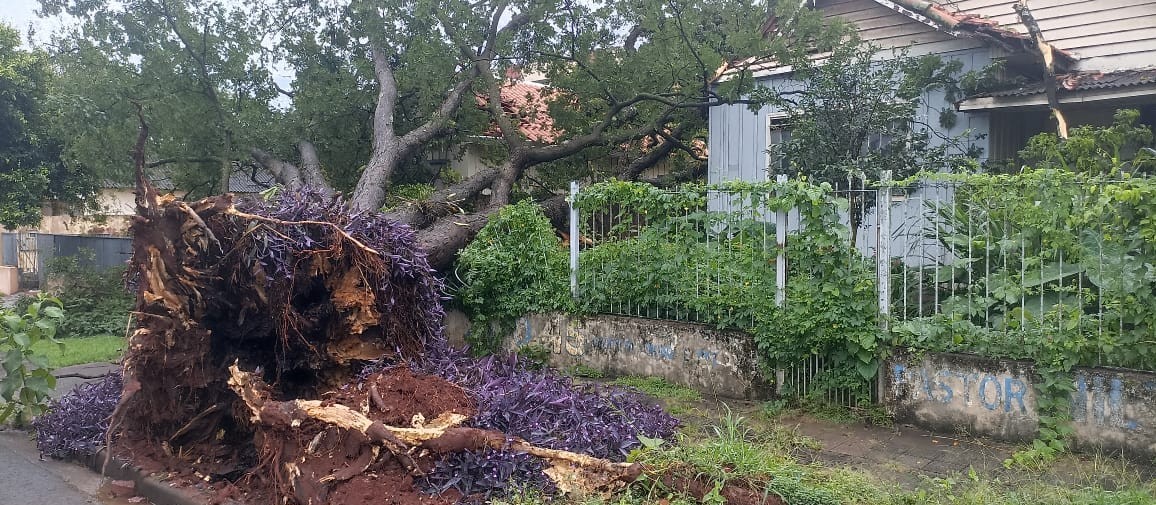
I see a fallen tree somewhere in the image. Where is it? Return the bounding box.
[110,120,685,503]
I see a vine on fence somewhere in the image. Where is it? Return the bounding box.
[575,179,881,401]
[457,179,881,400]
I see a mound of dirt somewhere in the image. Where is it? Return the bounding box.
[330,367,476,427]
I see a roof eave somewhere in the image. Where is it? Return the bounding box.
[958,83,1156,111]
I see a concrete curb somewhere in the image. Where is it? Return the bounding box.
[76,449,239,505]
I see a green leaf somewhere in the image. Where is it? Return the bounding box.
[42,306,64,320]
[855,360,879,380]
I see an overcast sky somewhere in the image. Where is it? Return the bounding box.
[2,0,63,46]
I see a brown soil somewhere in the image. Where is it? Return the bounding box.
[659,470,785,505]
[329,366,477,427]
[113,366,475,505]
[327,462,460,505]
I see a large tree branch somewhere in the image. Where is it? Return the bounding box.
[1015,2,1068,139]
[250,147,303,191]
[296,140,332,195]
[369,47,400,141]
[397,72,478,151]
[382,167,501,227]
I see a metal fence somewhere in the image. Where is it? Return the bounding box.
[568,176,882,405]
[566,173,1156,403]
[883,177,1152,370]
[0,232,132,289]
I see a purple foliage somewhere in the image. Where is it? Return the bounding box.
[33,370,123,459]
[407,351,678,497]
[420,351,679,460]
[238,189,447,354]
[422,449,556,499]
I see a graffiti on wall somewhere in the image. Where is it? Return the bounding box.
[517,317,742,373]
[890,363,1031,414]
[893,360,1156,433]
[1071,372,1156,432]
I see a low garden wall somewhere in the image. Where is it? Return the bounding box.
[508,313,770,399]
[886,353,1156,458]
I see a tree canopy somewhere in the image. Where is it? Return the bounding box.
[0,22,93,229]
[32,0,819,264]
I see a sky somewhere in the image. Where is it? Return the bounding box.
[2,0,64,46]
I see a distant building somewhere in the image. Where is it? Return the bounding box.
[38,165,276,236]
[710,0,1156,184]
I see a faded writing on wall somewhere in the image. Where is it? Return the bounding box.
[517,317,741,372]
[891,363,1030,414]
[893,362,1156,433]
[1070,372,1156,432]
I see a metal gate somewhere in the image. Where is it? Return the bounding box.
[16,232,40,289]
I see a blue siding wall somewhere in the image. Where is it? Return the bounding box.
[708,46,994,185]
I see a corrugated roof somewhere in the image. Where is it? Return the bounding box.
[103,164,276,194]
[974,67,1156,98]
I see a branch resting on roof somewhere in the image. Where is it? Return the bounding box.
[1015,1,1068,139]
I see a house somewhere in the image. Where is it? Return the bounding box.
[433,71,561,181]
[708,0,1156,184]
[37,165,276,236]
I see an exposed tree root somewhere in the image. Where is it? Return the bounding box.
[226,365,642,500]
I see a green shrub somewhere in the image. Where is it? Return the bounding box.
[0,295,65,423]
[455,201,571,353]
[45,252,133,338]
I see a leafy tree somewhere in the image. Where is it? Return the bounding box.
[40,0,279,196]
[1018,109,1156,176]
[749,33,986,236]
[36,0,828,266]
[0,23,93,229]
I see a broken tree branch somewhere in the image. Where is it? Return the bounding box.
[1015,1,1068,139]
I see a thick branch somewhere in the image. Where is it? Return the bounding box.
[1015,2,1068,138]
[296,140,332,196]
[250,147,304,191]
[383,167,501,227]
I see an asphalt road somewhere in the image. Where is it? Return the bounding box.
[0,430,104,505]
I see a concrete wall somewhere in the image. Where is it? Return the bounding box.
[886,353,1040,441]
[886,352,1156,457]
[509,313,770,399]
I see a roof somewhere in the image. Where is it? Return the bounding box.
[880,0,1053,55]
[103,164,276,194]
[934,0,1156,72]
[477,77,560,143]
[974,68,1156,99]
[720,0,1156,81]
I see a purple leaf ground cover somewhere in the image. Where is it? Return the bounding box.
[33,370,123,459]
[415,351,679,497]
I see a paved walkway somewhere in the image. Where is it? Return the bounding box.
[0,430,105,505]
[0,362,123,505]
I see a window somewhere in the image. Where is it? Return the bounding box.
[766,116,791,175]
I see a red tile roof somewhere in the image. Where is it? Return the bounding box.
[478,80,560,143]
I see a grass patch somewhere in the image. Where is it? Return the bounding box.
[612,376,701,402]
[31,335,124,368]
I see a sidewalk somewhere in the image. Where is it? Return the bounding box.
[0,430,105,505]
[0,362,124,505]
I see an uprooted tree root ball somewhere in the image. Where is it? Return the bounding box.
[113,185,680,504]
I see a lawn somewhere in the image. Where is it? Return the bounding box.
[31,335,125,368]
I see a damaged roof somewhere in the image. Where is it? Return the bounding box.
[969,67,1156,99]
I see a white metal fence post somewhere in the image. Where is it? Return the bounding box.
[775,174,788,308]
[569,181,580,300]
[774,174,788,395]
[875,170,892,403]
